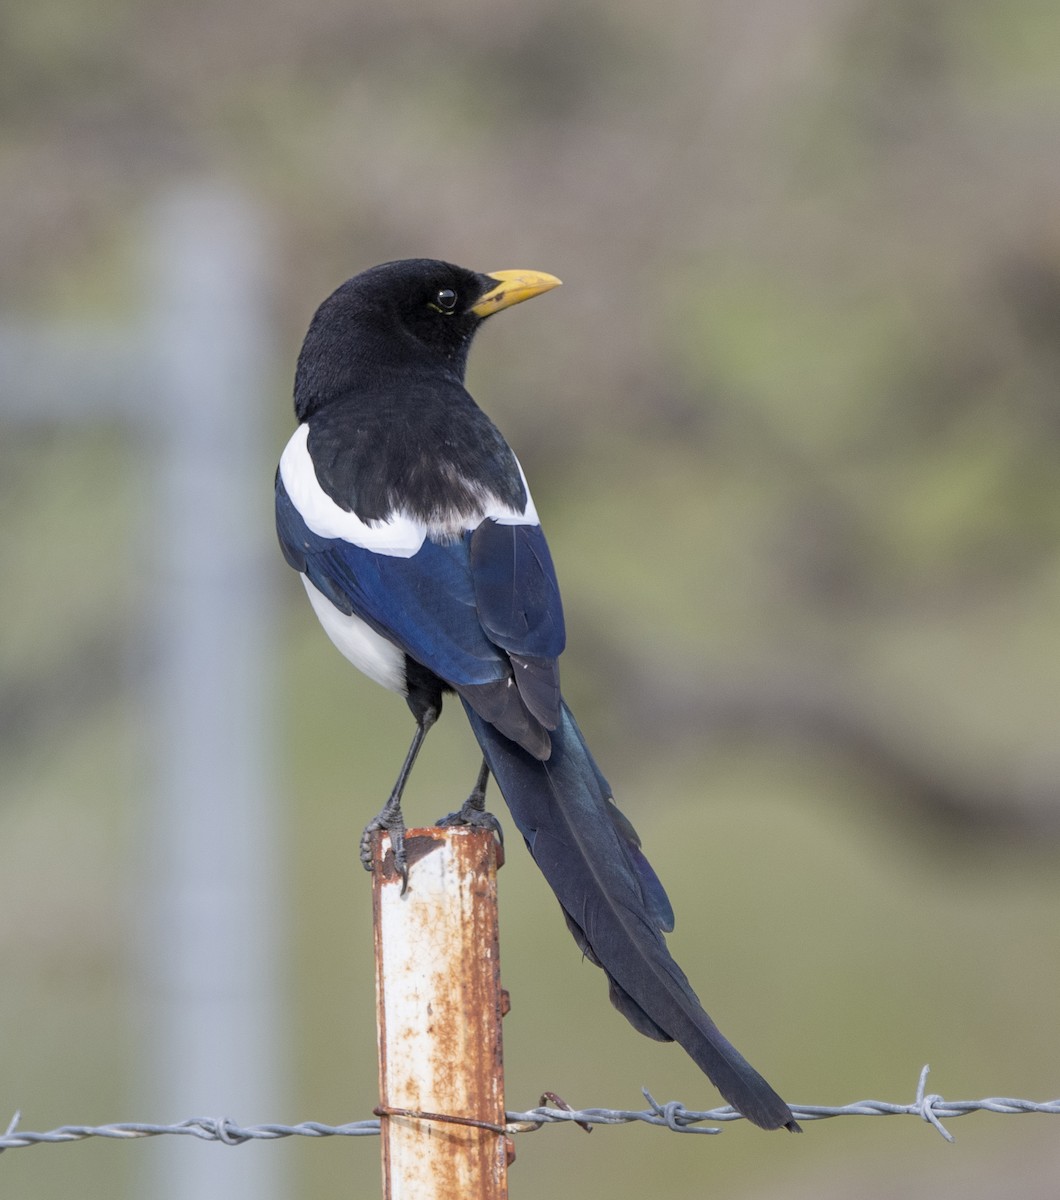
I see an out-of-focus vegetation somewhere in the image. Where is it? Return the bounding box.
[3,1,1060,1197]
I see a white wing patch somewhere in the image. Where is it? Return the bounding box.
[279,423,540,559]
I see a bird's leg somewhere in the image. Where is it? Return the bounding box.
[436,758,504,844]
[360,708,437,892]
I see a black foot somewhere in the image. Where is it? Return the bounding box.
[360,804,409,893]
[436,759,502,843]
[436,800,504,845]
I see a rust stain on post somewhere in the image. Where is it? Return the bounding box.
[372,827,508,1200]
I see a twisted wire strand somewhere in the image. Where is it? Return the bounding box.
[3,1068,1059,1154]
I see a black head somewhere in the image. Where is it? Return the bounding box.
[294,258,560,421]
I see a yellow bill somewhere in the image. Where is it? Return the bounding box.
[471,269,562,317]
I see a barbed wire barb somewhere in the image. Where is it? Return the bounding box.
[915,1064,955,1142]
[1,1110,21,1152]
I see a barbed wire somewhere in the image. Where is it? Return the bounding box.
[2,1067,1058,1155]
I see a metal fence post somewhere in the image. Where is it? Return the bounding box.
[372,828,510,1199]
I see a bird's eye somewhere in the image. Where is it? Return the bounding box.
[434,288,458,312]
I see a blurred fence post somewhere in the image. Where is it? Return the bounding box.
[0,183,286,1200]
[372,828,510,1200]
[138,185,285,1200]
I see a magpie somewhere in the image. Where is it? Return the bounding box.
[275,258,798,1132]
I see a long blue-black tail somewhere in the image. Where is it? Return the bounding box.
[462,699,799,1132]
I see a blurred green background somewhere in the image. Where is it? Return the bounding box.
[3,0,1060,1197]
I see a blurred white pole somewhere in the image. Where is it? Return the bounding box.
[138,185,285,1200]
[0,183,285,1200]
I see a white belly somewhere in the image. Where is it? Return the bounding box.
[301,575,407,694]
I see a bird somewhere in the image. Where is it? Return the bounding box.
[275,258,799,1132]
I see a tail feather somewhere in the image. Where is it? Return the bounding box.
[462,699,799,1133]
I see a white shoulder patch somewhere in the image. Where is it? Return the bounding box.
[279,424,427,557]
[481,456,540,528]
[280,422,542,555]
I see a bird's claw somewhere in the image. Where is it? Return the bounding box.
[360,806,410,893]
[436,800,505,845]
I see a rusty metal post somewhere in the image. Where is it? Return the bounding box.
[372,827,509,1200]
